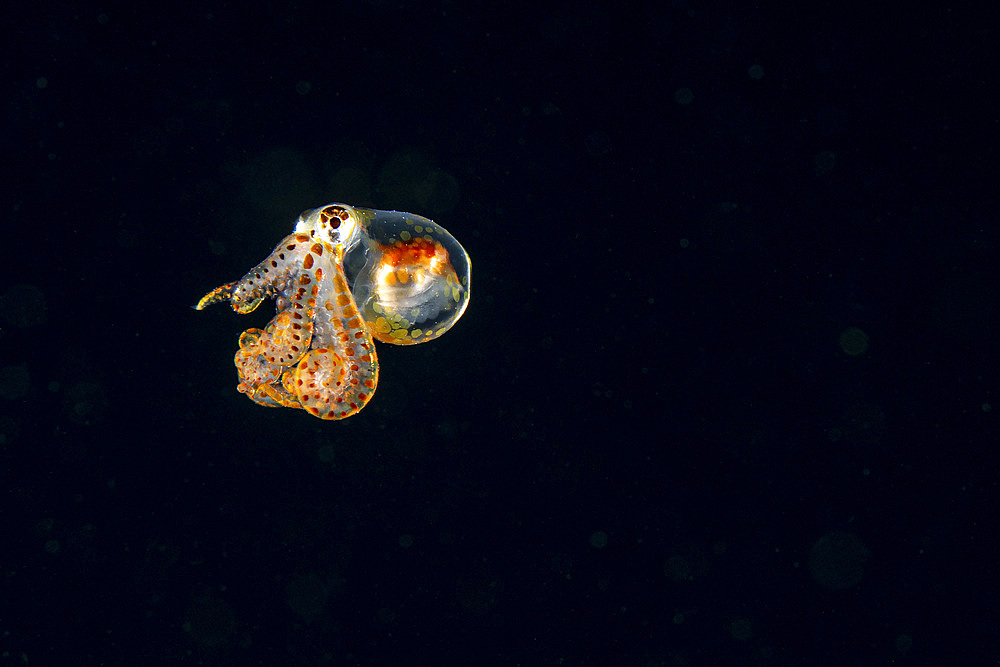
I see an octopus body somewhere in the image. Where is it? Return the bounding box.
[197,204,470,419]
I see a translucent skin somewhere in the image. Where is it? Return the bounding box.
[197,204,470,419]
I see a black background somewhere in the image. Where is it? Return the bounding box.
[1,2,996,664]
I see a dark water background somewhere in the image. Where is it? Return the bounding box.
[1,3,996,664]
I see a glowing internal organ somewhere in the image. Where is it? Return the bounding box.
[196,204,471,419]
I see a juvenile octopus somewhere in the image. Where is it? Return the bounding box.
[196,203,470,420]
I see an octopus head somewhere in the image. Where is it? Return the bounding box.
[294,203,361,249]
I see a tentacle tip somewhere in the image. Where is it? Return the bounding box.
[195,282,237,311]
[193,297,215,310]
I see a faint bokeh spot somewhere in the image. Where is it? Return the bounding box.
[207,239,226,256]
[0,416,19,444]
[808,531,870,590]
[328,166,372,204]
[815,150,836,176]
[416,169,460,216]
[239,147,317,218]
[317,444,336,464]
[377,151,434,209]
[0,364,31,400]
[664,554,692,582]
[929,273,995,341]
[730,617,753,641]
[674,87,694,105]
[184,593,237,648]
[663,542,708,582]
[377,151,461,215]
[63,381,108,425]
[584,130,611,157]
[839,326,869,356]
[0,284,47,328]
[456,565,502,615]
[285,572,330,623]
[837,402,887,448]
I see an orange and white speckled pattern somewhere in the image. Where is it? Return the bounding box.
[196,204,470,420]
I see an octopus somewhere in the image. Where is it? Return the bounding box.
[196,203,470,419]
